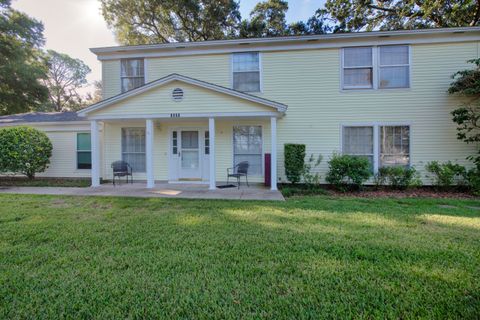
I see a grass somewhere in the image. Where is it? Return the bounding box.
[0,177,90,187]
[0,194,479,319]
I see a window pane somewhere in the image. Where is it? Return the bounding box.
[343,126,374,155]
[121,77,145,92]
[233,71,260,92]
[233,52,259,72]
[121,59,144,77]
[380,46,409,65]
[343,68,372,88]
[233,126,262,175]
[181,131,199,149]
[77,151,91,169]
[122,128,146,172]
[379,66,409,88]
[234,154,262,175]
[343,47,372,67]
[380,126,410,167]
[122,153,146,172]
[77,133,91,150]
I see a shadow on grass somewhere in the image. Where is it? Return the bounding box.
[0,194,479,318]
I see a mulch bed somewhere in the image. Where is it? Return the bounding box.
[328,188,478,199]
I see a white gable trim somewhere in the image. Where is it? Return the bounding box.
[78,74,287,117]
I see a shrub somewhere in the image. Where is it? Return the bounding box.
[284,144,305,184]
[325,154,371,191]
[302,154,323,188]
[377,166,422,190]
[465,168,480,195]
[0,127,53,179]
[425,161,467,188]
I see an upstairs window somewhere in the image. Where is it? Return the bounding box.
[379,46,410,88]
[342,47,373,89]
[232,52,261,92]
[121,58,145,92]
[342,45,410,90]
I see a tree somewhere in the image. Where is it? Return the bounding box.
[84,80,103,106]
[249,0,289,37]
[42,50,91,112]
[0,0,49,115]
[448,58,480,168]
[100,0,241,45]
[324,0,480,31]
[0,126,53,179]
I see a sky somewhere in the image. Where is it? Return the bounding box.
[11,0,325,92]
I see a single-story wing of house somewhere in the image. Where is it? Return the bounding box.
[1,27,479,189]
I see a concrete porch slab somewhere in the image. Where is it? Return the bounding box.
[0,182,285,201]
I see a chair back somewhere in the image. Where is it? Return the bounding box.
[111,160,129,173]
[236,161,249,174]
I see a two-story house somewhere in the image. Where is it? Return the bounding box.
[1,27,479,190]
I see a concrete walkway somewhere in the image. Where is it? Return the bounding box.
[0,182,285,201]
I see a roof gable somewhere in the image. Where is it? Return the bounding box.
[78,74,287,117]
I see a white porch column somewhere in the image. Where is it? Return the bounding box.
[146,119,155,188]
[90,120,100,187]
[270,117,278,191]
[209,117,216,190]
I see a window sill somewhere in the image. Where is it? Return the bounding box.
[340,87,411,93]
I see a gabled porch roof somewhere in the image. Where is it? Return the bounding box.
[78,73,287,119]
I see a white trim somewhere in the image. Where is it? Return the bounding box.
[209,118,216,190]
[146,119,154,188]
[231,51,263,94]
[90,120,100,187]
[91,27,480,60]
[340,122,412,173]
[76,131,92,171]
[341,45,411,90]
[86,111,282,121]
[232,124,264,178]
[78,74,287,117]
[270,117,277,191]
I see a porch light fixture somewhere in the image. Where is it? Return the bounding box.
[172,88,184,101]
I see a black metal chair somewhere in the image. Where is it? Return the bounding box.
[111,160,133,186]
[227,161,249,189]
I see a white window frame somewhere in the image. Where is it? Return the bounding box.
[340,122,412,174]
[76,132,91,171]
[232,125,264,177]
[231,52,263,93]
[121,127,146,173]
[341,45,411,91]
[120,58,146,93]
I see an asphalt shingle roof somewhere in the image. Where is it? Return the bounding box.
[0,112,86,125]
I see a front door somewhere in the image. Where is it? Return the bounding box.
[179,130,201,179]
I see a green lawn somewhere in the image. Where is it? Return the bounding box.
[1,195,479,319]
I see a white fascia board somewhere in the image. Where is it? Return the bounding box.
[92,28,480,60]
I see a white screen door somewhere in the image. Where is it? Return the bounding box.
[179,131,201,179]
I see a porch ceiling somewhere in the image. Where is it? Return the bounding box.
[78,74,287,120]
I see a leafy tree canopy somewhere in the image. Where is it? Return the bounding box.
[0,0,49,115]
[448,59,480,168]
[100,0,242,44]
[42,50,91,112]
[324,0,480,32]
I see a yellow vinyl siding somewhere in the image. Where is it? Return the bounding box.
[146,54,230,86]
[89,81,273,118]
[98,39,479,184]
[102,119,270,183]
[102,60,121,99]
[20,126,94,178]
